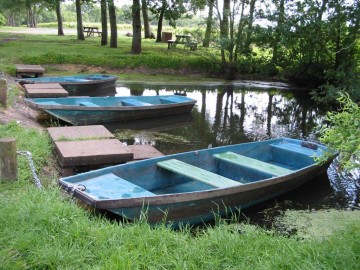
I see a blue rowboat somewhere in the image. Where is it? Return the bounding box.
[25,95,197,125]
[59,138,334,226]
[17,74,118,96]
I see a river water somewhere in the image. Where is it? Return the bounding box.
[104,82,357,221]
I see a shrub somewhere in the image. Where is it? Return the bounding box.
[317,92,360,171]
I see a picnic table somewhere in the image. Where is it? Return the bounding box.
[167,34,197,51]
[83,26,102,37]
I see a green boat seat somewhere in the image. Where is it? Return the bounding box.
[80,173,155,200]
[213,152,293,177]
[79,101,100,107]
[122,99,152,106]
[160,97,182,104]
[157,159,241,188]
[37,101,61,106]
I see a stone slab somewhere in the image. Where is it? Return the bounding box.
[25,88,69,98]
[16,64,45,78]
[24,83,63,89]
[127,144,164,160]
[54,139,133,167]
[47,125,115,142]
[15,64,45,73]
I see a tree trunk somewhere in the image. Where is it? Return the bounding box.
[203,0,214,47]
[101,0,108,46]
[221,0,230,39]
[75,0,85,40]
[132,0,142,54]
[108,0,117,48]
[243,0,256,55]
[272,0,284,64]
[156,2,167,42]
[56,0,64,36]
[27,6,36,28]
[141,0,151,38]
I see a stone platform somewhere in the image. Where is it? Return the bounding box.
[16,64,45,78]
[47,125,163,176]
[24,83,69,98]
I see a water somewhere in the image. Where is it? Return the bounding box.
[111,83,326,154]
[107,82,358,217]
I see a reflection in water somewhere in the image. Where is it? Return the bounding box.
[114,85,327,154]
[113,84,358,209]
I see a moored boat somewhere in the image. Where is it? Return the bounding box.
[17,74,118,96]
[59,138,334,226]
[25,95,197,125]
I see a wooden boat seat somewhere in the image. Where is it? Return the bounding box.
[213,152,293,177]
[122,99,152,106]
[79,101,100,107]
[160,97,183,104]
[270,142,320,156]
[37,101,61,106]
[83,173,155,199]
[157,159,241,188]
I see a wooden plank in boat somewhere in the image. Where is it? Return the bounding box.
[25,88,69,98]
[213,152,293,176]
[122,99,152,106]
[157,159,241,188]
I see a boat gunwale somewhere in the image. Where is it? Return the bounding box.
[26,97,197,111]
[17,74,118,85]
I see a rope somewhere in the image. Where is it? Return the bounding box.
[17,151,43,189]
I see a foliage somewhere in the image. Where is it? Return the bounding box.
[0,13,6,26]
[317,92,360,171]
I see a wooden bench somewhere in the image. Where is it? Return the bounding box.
[81,173,155,200]
[167,39,176,49]
[122,99,152,106]
[157,159,241,188]
[83,27,102,37]
[15,64,45,78]
[213,152,293,177]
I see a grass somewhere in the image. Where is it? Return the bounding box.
[0,28,219,80]
[0,122,359,269]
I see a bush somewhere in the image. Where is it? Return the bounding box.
[317,92,360,171]
[0,13,5,26]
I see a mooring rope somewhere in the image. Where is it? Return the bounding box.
[17,151,43,189]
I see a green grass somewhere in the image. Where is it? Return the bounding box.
[0,29,218,79]
[0,122,359,269]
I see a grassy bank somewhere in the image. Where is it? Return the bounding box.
[0,29,217,80]
[0,122,359,269]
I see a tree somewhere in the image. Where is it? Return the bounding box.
[141,0,151,38]
[147,0,189,43]
[108,0,117,48]
[75,0,85,40]
[100,0,108,45]
[132,0,142,54]
[203,0,214,47]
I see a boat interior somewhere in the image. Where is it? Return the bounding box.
[62,139,326,201]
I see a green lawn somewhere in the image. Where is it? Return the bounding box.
[0,122,359,269]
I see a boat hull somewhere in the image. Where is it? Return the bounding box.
[25,95,196,125]
[18,74,118,96]
[59,138,334,226]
